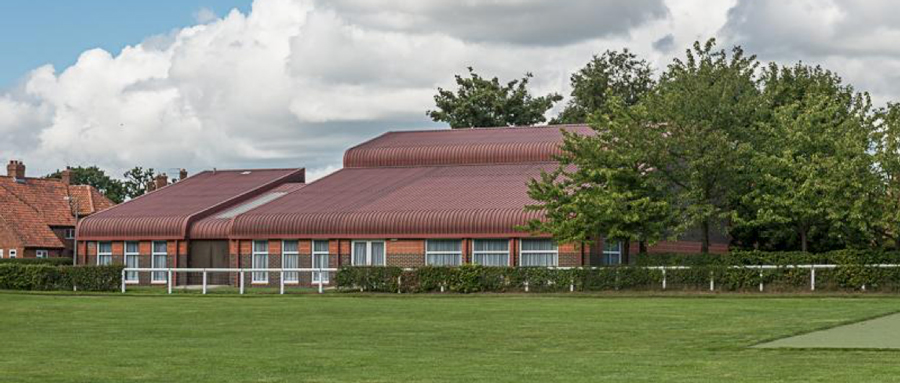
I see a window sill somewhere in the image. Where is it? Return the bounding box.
[150,281,168,285]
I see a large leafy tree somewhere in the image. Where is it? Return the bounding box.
[428,67,562,128]
[523,98,673,260]
[637,39,764,253]
[47,166,126,203]
[738,64,877,252]
[552,49,655,124]
[873,103,900,249]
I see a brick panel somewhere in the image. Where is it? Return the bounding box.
[387,240,424,255]
[388,253,425,268]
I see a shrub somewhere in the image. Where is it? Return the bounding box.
[0,264,123,292]
[0,257,73,266]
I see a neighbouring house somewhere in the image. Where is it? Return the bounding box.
[76,124,728,287]
[0,160,115,260]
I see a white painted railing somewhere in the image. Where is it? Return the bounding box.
[120,268,338,295]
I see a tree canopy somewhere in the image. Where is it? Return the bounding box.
[47,166,160,204]
[428,67,562,128]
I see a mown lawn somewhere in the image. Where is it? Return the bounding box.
[0,293,898,382]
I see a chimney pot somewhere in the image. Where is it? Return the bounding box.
[179,169,188,181]
[7,160,25,180]
[61,168,72,185]
[154,173,169,190]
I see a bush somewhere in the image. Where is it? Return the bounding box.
[0,264,123,292]
[0,257,73,266]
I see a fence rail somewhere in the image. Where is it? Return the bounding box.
[120,268,338,295]
[122,264,900,295]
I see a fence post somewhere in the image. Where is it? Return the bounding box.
[709,272,714,292]
[239,270,245,295]
[758,268,764,292]
[318,269,324,294]
[202,270,207,295]
[280,270,285,295]
[662,268,667,291]
[810,267,816,291]
[167,269,173,294]
[397,274,402,294]
[121,269,126,293]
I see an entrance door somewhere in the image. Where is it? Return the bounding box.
[188,241,230,285]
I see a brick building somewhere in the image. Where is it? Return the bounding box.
[0,161,114,260]
[76,125,728,287]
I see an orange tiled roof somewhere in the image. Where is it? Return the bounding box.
[0,176,115,248]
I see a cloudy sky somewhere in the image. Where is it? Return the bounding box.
[1,0,898,181]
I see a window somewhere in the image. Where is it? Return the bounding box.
[472,239,509,266]
[64,228,75,239]
[351,240,385,266]
[603,241,622,265]
[282,240,299,284]
[151,241,167,283]
[426,239,462,266]
[97,242,112,265]
[36,250,49,259]
[125,241,139,283]
[313,240,330,283]
[520,239,558,267]
[252,240,269,283]
[8,249,16,259]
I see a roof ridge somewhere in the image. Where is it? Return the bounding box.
[381,124,589,135]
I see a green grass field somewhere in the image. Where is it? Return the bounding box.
[1,293,899,382]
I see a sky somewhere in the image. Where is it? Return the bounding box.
[2,0,900,181]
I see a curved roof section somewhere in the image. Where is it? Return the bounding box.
[343,124,592,168]
[190,183,306,239]
[231,163,554,238]
[78,169,304,240]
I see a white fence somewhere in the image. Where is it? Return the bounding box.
[120,268,338,294]
[122,264,900,295]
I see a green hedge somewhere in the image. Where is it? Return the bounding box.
[336,252,900,293]
[0,264,123,292]
[0,257,73,266]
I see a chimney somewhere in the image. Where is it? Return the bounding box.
[6,160,25,181]
[154,173,169,190]
[179,169,188,181]
[61,168,72,185]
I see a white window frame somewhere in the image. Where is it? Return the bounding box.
[312,240,330,283]
[351,240,386,266]
[36,250,49,259]
[519,239,558,267]
[124,241,140,284]
[64,228,75,239]
[282,240,299,284]
[97,242,112,266]
[8,249,16,259]
[151,241,168,284]
[0,249,4,258]
[603,240,622,265]
[425,239,463,266]
[252,240,269,284]
[472,239,510,267]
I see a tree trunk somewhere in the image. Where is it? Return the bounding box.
[700,219,710,254]
[799,227,808,253]
[622,239,631,265]
[639,240,648,254]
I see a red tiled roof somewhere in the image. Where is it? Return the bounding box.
[230,163,555,238]
[344,124,593,168]
[0,176,114,248]
[78,169,305,240]
[190,183,306,239]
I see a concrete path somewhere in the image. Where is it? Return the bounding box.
[755,313,900,349]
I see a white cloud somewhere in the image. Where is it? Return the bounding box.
[10,0,899,184]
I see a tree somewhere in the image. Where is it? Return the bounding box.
[738,64,877,252]
[523,98,673,260]
[47,166,126,203]
[428,67,562,128]
[552,49,655,124]
[122,167,157,201]
[636,39,764,253]
[873,103,900,249]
